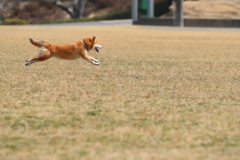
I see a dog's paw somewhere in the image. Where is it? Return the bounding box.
[90,59,100,66]
[25,60,36,66]
[25,59,30,66]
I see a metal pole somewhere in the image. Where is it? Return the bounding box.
[174,0,184,27]
[132,0,138,22]
[147,0,154,18]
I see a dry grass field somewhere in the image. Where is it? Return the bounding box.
[0,25,240,160]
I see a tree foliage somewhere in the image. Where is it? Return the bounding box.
[45,0,88,19]
[0,0,88,19]
[0,0,20,12]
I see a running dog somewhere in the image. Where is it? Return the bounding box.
[25,36,103,66]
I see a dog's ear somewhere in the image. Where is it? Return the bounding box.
[92,36,96,41]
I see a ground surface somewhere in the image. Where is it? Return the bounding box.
[0,25,240,160]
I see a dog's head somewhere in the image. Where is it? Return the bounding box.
[83,36,103,52]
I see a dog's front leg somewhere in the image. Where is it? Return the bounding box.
[89,58,100,65]
[81,52,100,65]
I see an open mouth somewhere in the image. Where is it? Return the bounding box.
[95,47,99,52]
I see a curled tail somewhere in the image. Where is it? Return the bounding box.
[29,38,51,48]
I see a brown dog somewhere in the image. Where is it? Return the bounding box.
[25,36,103,66]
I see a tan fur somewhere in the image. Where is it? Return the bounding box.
[25,36,102,66]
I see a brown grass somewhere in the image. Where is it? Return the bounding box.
[0,25,239,160]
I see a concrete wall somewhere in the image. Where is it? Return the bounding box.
[133,17,240,28]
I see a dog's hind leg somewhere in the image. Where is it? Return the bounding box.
[25,48,52,66]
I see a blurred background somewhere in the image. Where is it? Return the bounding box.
[0,0,240,25]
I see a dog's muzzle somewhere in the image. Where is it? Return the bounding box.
[95,45,103,52]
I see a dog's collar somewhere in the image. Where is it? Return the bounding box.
[83,40,89,51]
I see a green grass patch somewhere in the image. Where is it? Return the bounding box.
[5,18,28,25]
